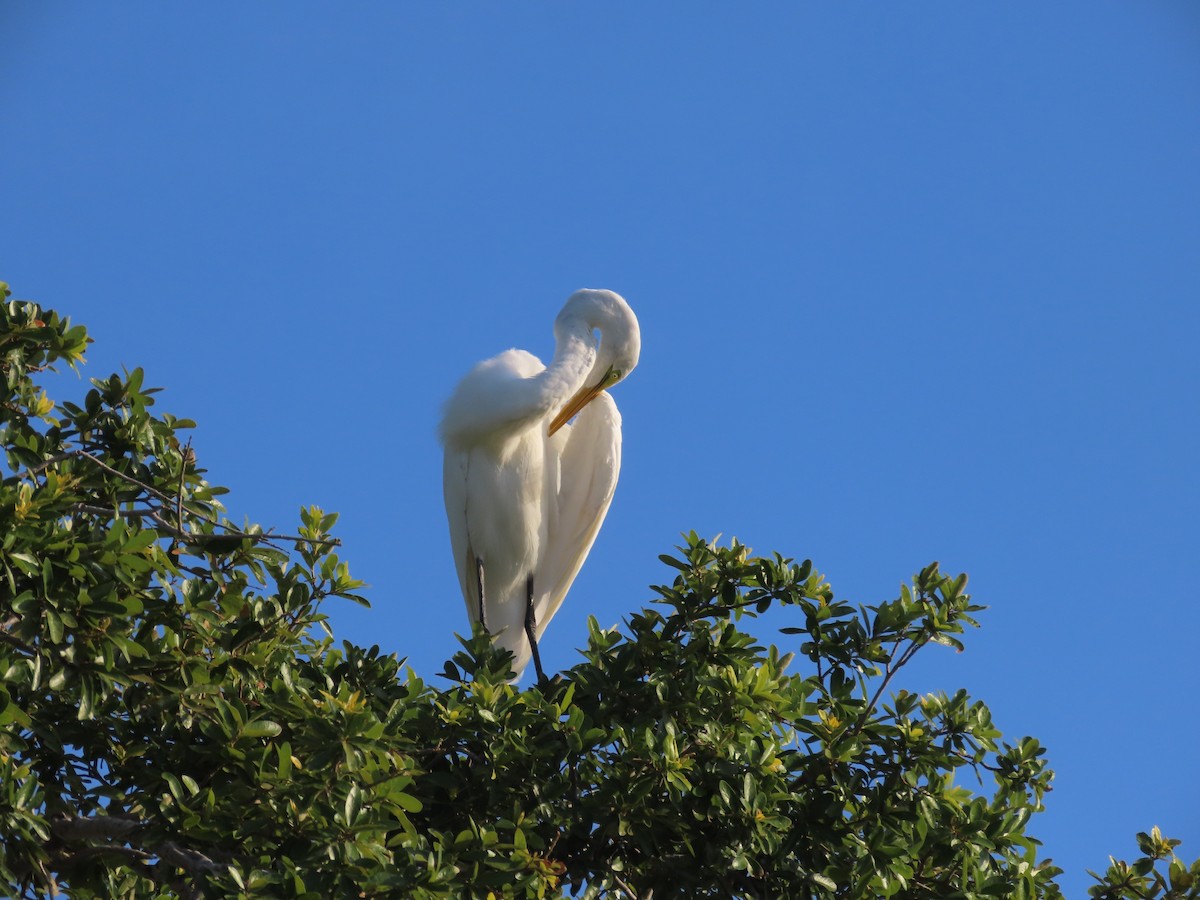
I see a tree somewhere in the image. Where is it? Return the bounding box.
[1,281,1196,899]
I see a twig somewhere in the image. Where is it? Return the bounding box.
[68,502,339,549]
[845,636,924,743]
[75,451,178,506]
[948,748,1002,777]
[32,449,339,549]
[21,450,81,477]
[611,873,640,899]
[72,503,159,519]
[34,858,58,898]
[66,842,153,864]
[0,615,35,657]
[175,441,189,540]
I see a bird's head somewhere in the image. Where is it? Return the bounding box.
[548,289,640,435]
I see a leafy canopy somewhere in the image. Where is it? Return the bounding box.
[1,282,1196,899]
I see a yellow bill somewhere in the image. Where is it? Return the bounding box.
[548,380,607,436]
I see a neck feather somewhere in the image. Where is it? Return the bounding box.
[536,321,596,415]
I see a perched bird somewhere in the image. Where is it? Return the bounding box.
[440,289,640,682]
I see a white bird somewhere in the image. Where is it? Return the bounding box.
[440,289,640,682]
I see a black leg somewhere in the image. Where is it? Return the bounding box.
[525,575,546,684]
[475,556,488,632]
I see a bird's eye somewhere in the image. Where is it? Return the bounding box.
[604,367,622,387]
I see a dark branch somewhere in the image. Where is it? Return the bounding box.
[75,450,178,506]
[29,449,338,548]
[68,503,338,549]
[48,814,229,885]
[50,813,140,842]
[156,841,225,877]
[0,614,34,657]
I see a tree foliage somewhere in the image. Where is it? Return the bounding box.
[1,282,1197,899]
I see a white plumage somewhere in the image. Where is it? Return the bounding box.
[440,290,640,680]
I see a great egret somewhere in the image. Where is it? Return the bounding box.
[440,289,640,682]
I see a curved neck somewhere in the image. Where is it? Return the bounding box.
[535,318,597,417]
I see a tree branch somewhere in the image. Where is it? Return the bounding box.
[20,450,81,477]
[48,813,229,888]
[0,614,35,657]
[845,634,925,744]
[31,449,338,548]
[74,450,179,506]
[69,502,339,550]
[611,873,638,898]
[45,816,231,900]
[156,841,225,877]
[50,813,140,842]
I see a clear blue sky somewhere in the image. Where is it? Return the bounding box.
[3,4,1197,894]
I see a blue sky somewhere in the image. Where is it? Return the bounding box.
[3,4,1198,893]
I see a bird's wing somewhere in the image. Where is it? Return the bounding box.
[439,349,549,446]
[442,446,478,623]
[534,391,622,634]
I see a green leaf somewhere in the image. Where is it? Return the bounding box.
[392,791,423,813]
[277,741,293,780]
[344,783,361,825]
[241,720,283,739]
[44,608,64,644]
